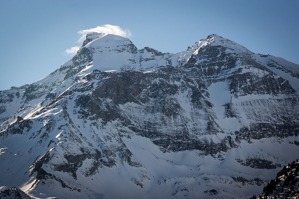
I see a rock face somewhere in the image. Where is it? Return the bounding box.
[0,187,31,199]
[251,159,299,198]
[0,33,299,199]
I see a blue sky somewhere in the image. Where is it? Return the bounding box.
[0,0,298,90]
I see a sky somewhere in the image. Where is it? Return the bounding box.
[0,0,298,90]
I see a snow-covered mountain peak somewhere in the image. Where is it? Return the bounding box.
[193,34,252,55]
[86,32,104,40]
[82,32,133,49]
[180,34,253,67]
[82,32,104,46]
[84,33,134,49]
[204,34,234,46]
[206,33,224,42]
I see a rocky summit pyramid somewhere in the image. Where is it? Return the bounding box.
[0,32,299,199]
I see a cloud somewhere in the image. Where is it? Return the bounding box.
[65,46,80,56]
[77,24,132,42]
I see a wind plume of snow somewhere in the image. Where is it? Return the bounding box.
[65,46,80,56]
[77,24,131,42]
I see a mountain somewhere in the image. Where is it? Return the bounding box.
[0,33,299,199]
